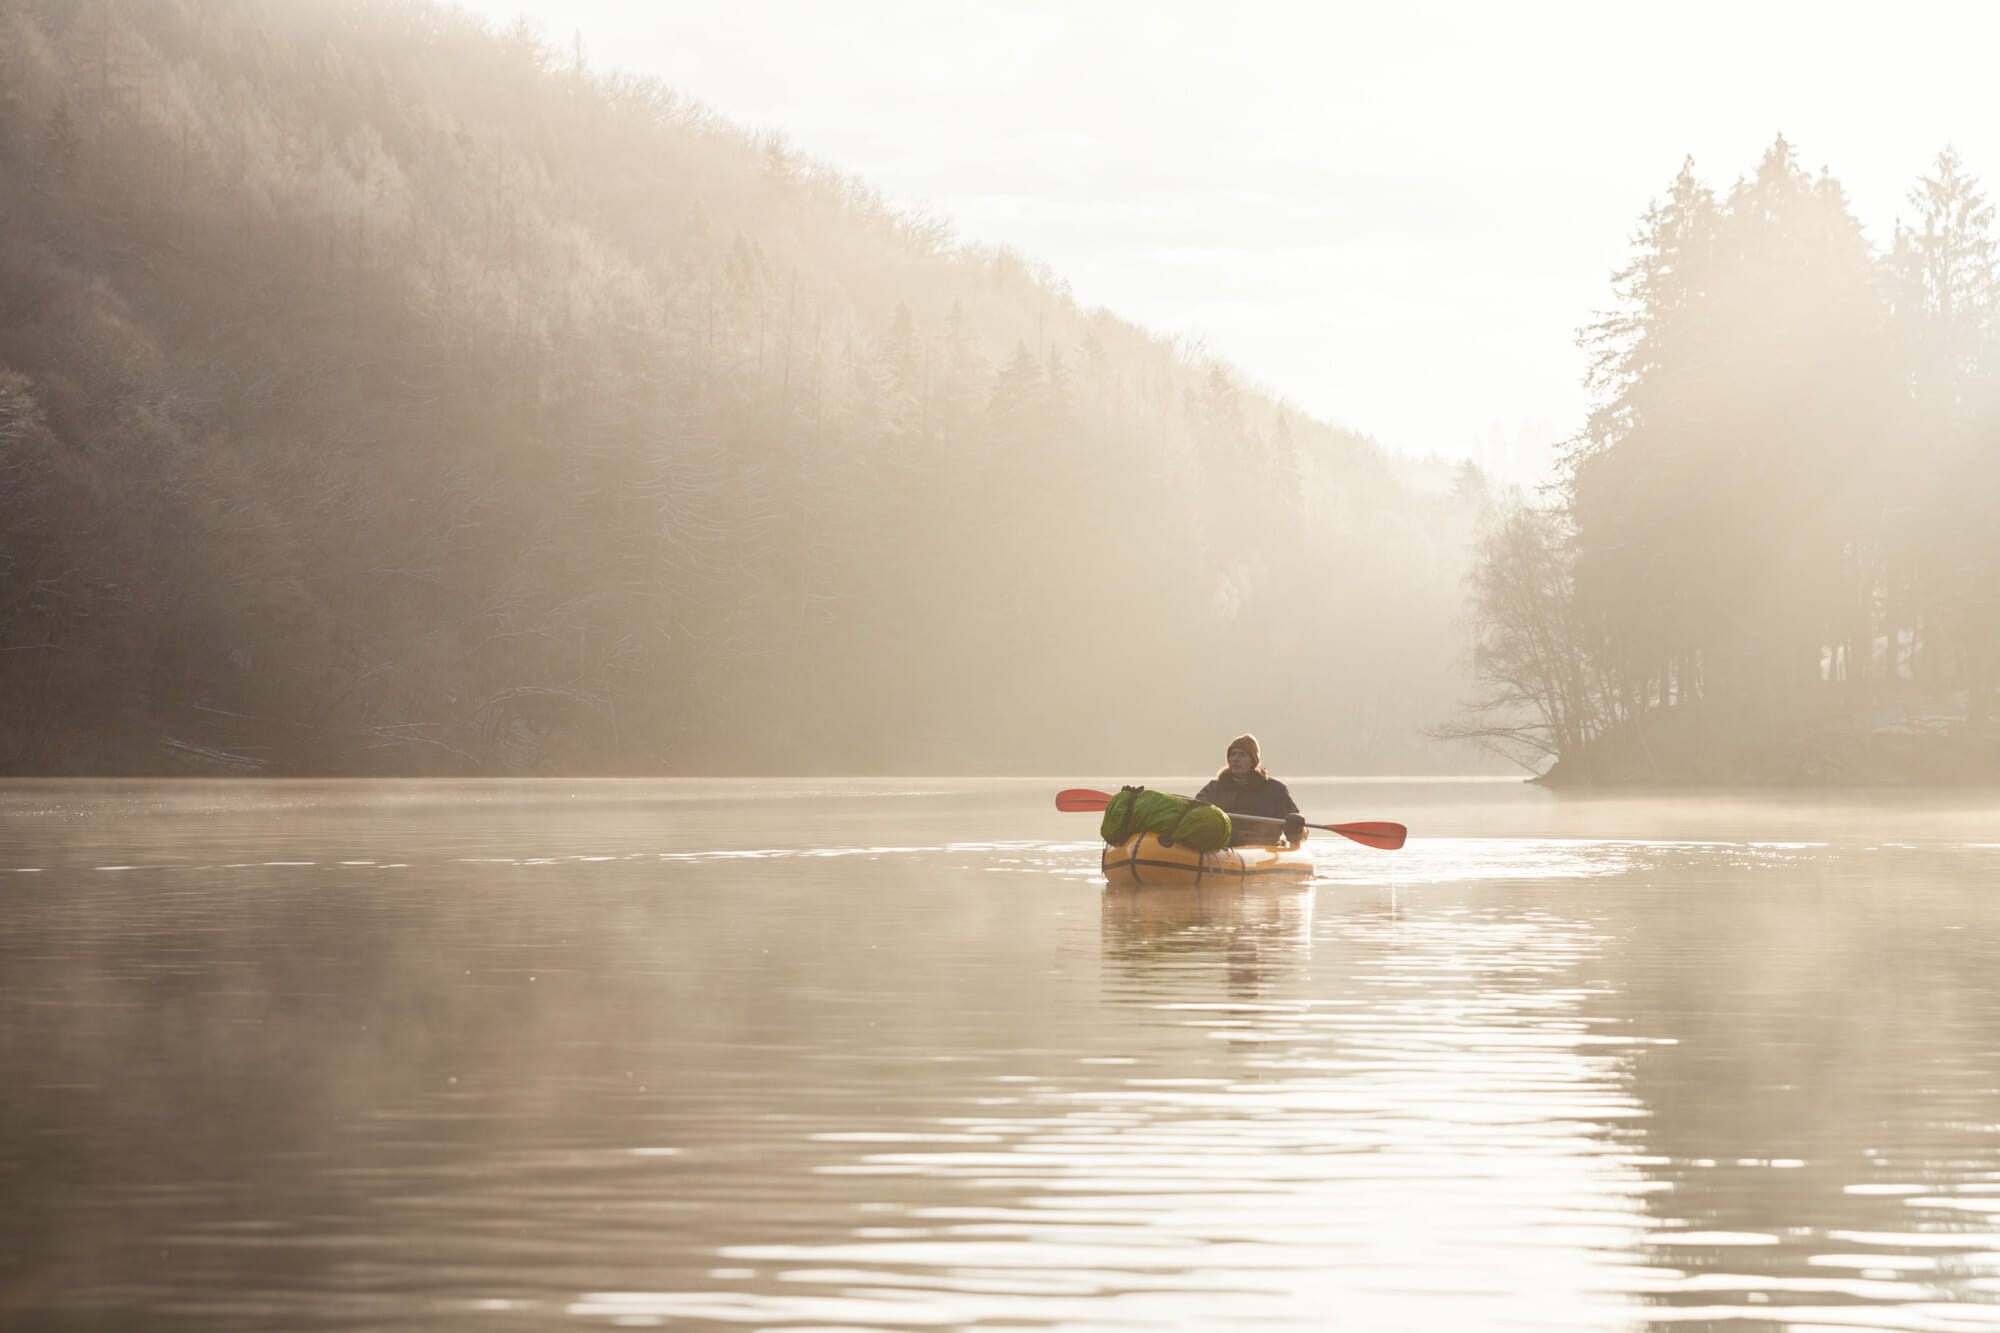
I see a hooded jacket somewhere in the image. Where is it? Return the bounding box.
[1193,768,1300,841]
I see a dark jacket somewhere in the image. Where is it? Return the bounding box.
[1193,771,1299,844]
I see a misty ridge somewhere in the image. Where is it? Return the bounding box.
[0,0,1486,777]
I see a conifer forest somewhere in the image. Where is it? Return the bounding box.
[1453,141,2000,782]
[0,0,1479,776]
[7,2,1996,784]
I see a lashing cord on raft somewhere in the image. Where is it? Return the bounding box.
[1114,785,1142,843]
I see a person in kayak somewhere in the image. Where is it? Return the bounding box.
[1194,734,1308,847]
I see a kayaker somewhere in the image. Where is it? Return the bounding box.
[1194,734,1308,847]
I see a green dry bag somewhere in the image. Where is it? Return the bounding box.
[1098,786,1232,853]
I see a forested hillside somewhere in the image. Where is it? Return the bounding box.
[1452,140,2000,783]
[0,0,1480,776]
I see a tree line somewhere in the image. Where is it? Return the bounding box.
[1451,139,2000,782]
[0,0,1480,776]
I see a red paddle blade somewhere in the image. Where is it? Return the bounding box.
[1321,821,1407,851]
[1054,788,1114,812]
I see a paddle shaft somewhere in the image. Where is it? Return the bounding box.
[1054,788,1406,850]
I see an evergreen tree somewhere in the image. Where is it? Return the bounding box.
[1890,149,2000,723]
[1892,146,1998,400]
[1457,141,1921,778]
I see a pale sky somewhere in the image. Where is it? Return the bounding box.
[452,0,2000,475]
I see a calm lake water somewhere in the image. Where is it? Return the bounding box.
[6,777,2000,1332]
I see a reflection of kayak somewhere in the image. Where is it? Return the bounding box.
[1101,832,1314,887]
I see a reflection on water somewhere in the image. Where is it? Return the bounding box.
[5,779,2000,1329]
[1100,880,1314,1004]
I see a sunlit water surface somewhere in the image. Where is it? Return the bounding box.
[7,778,2000,1331]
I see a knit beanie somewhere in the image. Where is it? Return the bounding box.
[1226,734,1260,765]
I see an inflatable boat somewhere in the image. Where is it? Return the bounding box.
[1100,831,1314,887]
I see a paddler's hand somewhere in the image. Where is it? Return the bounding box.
[1284,814,1306,846]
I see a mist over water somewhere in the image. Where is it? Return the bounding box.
[7,778,2000,1330]
[10,5,2000,1332]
